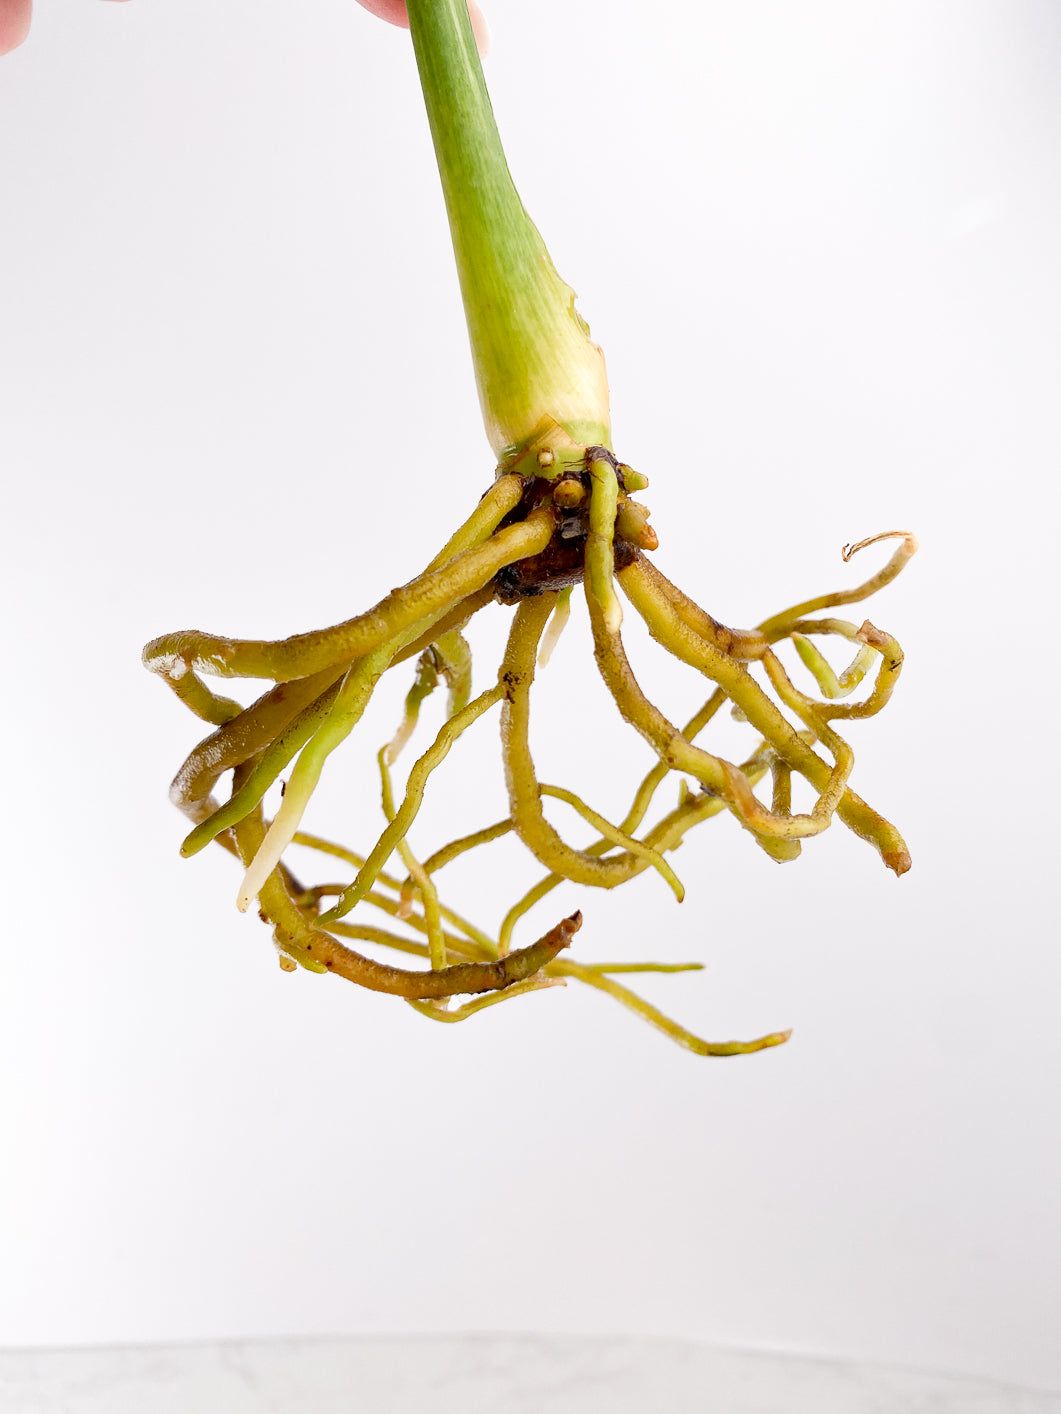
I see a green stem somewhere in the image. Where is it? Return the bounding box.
[406,0,611,457]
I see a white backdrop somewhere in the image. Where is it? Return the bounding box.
[2,0,1059,1391]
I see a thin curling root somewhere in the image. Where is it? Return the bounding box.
[843,529,919,564]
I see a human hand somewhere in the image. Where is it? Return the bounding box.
[0,0,488,57]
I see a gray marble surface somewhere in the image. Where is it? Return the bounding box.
[3,1335,1060,1413]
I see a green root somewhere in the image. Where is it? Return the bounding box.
[148,461,915,1051]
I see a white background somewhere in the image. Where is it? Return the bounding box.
[2,0,1059,1392]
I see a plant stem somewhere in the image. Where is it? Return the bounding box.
[406,0,611,458]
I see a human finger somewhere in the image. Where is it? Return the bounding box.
[0,0,488,61]
[0,0,32,55]
[356,0,490,55]
[1,0,131,56]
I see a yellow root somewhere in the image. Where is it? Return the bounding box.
[149,457,914,1050]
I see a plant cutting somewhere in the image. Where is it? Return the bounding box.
[145,0,915,1054]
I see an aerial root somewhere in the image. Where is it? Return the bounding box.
[585,449,623,634]
[387,627,473,764]
[611,546,911,870]
[318,682,505,925]
[376,747,446,967]
[143,475,538,694]
[550,959,791,1057]
[234,508,554,913]
[242,770,581,997]
[290,907,581,999]
[293,831,498,958]
[539,783,685,902]
[497,734,773,956]
[170,589,493,845]
[406,972,566,1023]
[416,820,513,881]
[626,558,770,661]
[168,667,342,819]
[758,528,917,639]
[180,677,344,857]
[500,596,689,896]
[151,452,913,1050]
[588,571,812,855]
[780,617,904,722]
[791,632,877,700]
[842,528,919,564]
[537,586,572,667]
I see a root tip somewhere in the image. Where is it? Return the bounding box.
[856,619,889,649]
[883,848,912,877]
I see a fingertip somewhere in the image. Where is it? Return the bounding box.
[355,0,410,29]
[355,0,490,56]
[0,0,32,56]
[468,0,491,56]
